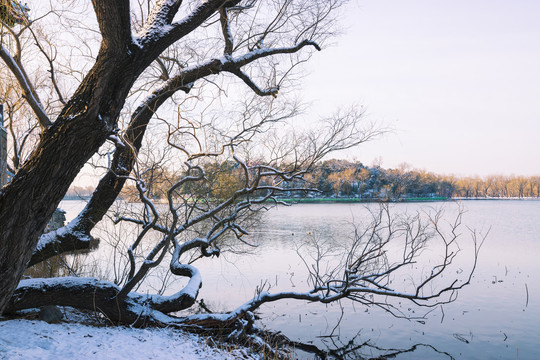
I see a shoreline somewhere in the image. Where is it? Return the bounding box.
[269,196,540,204]
[60,196,540,204]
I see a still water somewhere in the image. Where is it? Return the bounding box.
[60,200,540,359]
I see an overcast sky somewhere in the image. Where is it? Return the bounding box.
[302,0,540,176]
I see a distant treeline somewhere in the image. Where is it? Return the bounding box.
[67,159,540,201]
[64,186,94,199]
[284,159,540,199]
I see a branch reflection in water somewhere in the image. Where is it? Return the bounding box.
[46,200,540,359]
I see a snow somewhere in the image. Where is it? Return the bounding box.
[17,277,112,292]
[35,214,91,254]
[0,317,258,359]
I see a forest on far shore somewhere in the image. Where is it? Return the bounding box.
[66,159,540,201]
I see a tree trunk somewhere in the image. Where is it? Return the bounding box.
[5,277,142,325]
[0,51,136,313]
[5,277,198,327]
[0,0,317,315]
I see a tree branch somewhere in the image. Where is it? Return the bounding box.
[29,80,193,266]
[91,0,132,54]
[230,68,279,97]
[138,0,241,57]
[28,28,66,106]
[219,6,234,55]
[0,44,51,129]
[138,0,183,39]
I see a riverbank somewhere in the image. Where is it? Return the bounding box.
[69,196,540,205]
[0,315,259,359]
[273,196,540,204]
[275,197,449,203]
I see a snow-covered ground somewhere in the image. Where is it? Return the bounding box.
[0,318,258,359]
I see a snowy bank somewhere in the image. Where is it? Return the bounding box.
[0,319,258,359]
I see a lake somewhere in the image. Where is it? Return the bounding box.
[59,200,540,359]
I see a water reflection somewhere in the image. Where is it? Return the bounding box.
[57,200,540,360]
[293,335,457,360]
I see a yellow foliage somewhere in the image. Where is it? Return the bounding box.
[0,1,30,27]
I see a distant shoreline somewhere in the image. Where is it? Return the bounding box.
[61,196,540,203]
[274,197,448,204]
[276,197,540,204]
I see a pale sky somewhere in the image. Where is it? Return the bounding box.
[302,0,540,176]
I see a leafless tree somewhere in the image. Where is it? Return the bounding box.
[0,0,349,312]
[1,2,482,353]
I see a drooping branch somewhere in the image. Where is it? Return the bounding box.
[174,204,484,326]
[2,273,458,360]
[230,68,279,97]
[28,27,66,106]
[0,44,51,129]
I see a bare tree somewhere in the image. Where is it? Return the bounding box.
[0,2,482,354]
[7,153,482,353]
[0,0,347,312]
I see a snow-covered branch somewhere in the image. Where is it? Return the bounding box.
[140,0,182,37]
[30,217,98,267]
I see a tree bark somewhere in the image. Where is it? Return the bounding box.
[0,46,137,312]
[28,74,193,266]
[5,277,141,325]
[5,277,198,326]
[0,0,320,314]
[0,0,229,313]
